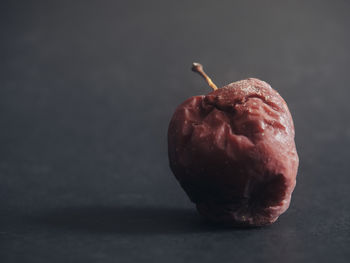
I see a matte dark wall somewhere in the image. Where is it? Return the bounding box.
[1,1,349,262]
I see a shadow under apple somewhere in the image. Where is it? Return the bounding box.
[31,205,240,235]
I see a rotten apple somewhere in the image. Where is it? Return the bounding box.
[168,63,299,226]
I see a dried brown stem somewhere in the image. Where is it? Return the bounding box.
[191,62,218,90]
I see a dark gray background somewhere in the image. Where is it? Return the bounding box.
[1,0,349,262]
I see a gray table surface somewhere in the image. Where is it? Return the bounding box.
[1,0,349,262]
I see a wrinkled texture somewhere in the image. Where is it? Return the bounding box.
[168,78,299,226]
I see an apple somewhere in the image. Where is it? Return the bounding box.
[168,63,299,226]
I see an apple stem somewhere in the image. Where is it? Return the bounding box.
[191,62,218,90]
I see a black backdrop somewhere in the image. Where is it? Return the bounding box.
[1,1,349,262]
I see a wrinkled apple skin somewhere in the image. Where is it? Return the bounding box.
[168,78,299,226]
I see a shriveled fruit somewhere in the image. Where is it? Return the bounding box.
[168,63,299,226]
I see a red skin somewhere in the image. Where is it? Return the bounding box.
[168,78,299,226]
